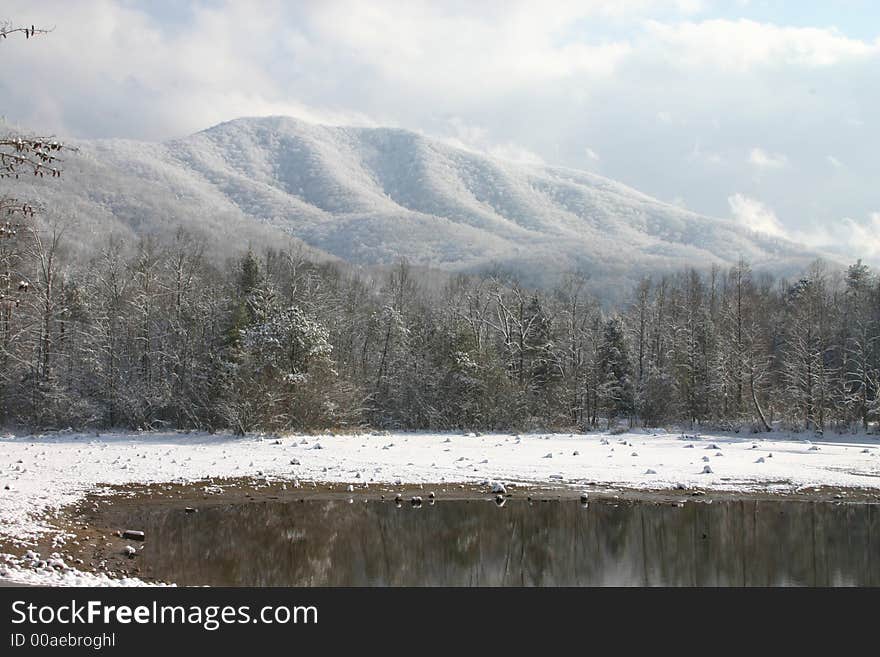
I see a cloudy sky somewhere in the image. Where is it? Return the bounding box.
[1,0,878,262]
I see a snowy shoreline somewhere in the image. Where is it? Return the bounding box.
[2,428,879,586]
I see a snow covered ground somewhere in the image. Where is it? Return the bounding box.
[1,427,879,585]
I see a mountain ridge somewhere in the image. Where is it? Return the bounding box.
[4,115,831,290]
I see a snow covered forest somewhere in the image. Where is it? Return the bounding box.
[0,227,877,435]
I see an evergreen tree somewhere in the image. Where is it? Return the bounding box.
[597,316,634,427]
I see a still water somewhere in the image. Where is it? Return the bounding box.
[123,497,879,586]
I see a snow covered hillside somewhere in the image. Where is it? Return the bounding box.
[11,116,827,290]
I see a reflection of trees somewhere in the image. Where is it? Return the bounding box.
[123,498,878,586]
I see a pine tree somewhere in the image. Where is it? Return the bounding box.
[597,316,634,427]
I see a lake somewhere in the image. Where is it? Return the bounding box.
[99,494,880,586]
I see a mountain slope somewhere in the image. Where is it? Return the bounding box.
[5,116,828,288]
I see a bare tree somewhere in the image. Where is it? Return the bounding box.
[1,20,69,334]
[1,22,64,179]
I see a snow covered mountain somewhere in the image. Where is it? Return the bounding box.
[8,116,827,288]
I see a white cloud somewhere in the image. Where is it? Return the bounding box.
[728,193,788,238]
[488,143,546,165]
[729,195,880,264]
[689,140,723,165]
[840,213,880,260]
[790,214,880,262]
[748,147,788,169]
[645,19,880,72]
[436,117,546,164]
[675,0,705,13]
[0,1,381,139]
[302,0,634,101]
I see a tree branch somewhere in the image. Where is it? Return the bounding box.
[0,21,52,39]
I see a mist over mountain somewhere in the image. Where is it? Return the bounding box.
[8,115,829,291]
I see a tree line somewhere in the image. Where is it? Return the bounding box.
[0,225,877,435]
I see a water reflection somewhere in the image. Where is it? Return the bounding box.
[126,498,879,586]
